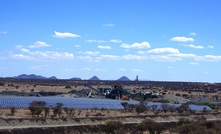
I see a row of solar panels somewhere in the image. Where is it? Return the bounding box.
[145,102,212,111]
[0,97,139,109]
[0,96,212,110]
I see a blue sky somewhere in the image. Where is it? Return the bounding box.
[0,0,221,82]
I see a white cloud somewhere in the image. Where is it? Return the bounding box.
[82,68,92,71]
[15,45,23,49]
[185,44,204,49]
[85,40,107,43]
[189,32,196,36]
[147,52,197,62]
[12,54,34,60]
[122,54,146,60]
[148,47,180,54]
[98,55,120,61]
[110,39,122,43]
[77,56,100,62]
[77,51,100,56]
[208,45,214,48]
[60,68,76,72]
[29,41,51,48]
[54,31,81,38]
[29,51,74,60]
[103,23,115,27]
[137,51,145,54]
[86,39,122,43]
[171,36,194,42]
[74,45,81,48]
[189,62,199,65]
[132,69,142,72]
[149,55,181,62]
[94,68,109,72]
[20,48,30,53]
[118,68,127,71]
[196,55,221,62]
[120,42,151,49]
[169,53,196,58]
[0,31,7,34]
[98,45,111,49]
[167,66,173,69]
[15,47,74,60]
[30,65,49,70]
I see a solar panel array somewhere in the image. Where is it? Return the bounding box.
[145,102,212,111]
[0,96,139,109]
[0,96,212,111]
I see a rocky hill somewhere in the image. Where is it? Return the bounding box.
[89,76,100,81]
[117,76,130,81]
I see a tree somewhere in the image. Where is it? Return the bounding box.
[135,104,146,115]
[53,102,64,117]
[43,107,50,118]
[161,103,170,113]
[29,101,47,117]
[10,107,16,116]
[127,104,135,111]
[177,103,189,114]
[150,104,158,113]
[121,102,128,111]
[169,105,176,115]
[63,107,69,117]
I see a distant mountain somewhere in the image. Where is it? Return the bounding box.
[117,76,130,81]
[48,76,57,79]
[89,76,100,81]
[14,74,56,79]
[70,77,82,80]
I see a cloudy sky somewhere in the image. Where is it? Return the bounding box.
[0,0,221,82]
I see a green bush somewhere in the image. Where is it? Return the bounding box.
[65,85,72,89]
[175,93,181,96]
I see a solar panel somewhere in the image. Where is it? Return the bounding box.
[0,96,212,111]
[144,102,212,111]
[0,96,139,109]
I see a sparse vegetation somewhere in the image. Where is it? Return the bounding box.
[103,120,123,134]
[135,103,146,115]
[65,85,72,89]
[53,102,64,117]
[10,107,16,116]
[0,78,221,133]
[29,101,47,117]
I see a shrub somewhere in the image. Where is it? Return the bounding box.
[53,103,64,117]
[176,123,199,134]
[29,101,47,117]
[65,85,72,89]
[0,82,4,86]
[121,102,128,111]
[204,102,216,109]
[175,93,181,96]
[103,120,123,134]
[150,104,158,113]
[161,103,170,113]
[135,104,146,115]
[10,107,16,116]
[177,118,191,126]
[158,98,170,103]
[43,107,50,118]
[141,119,166,134]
